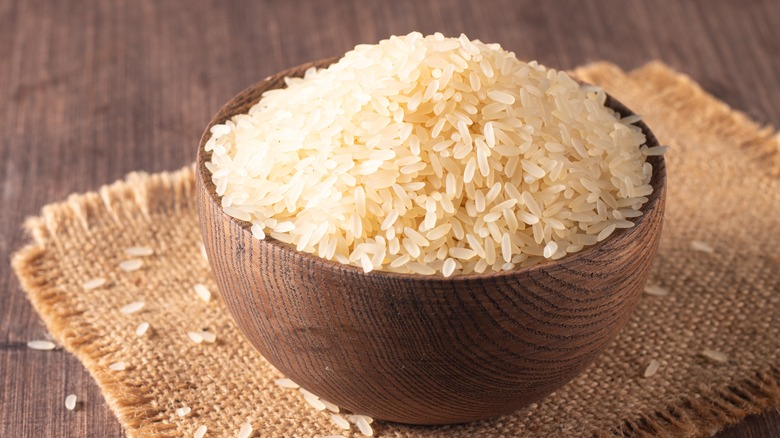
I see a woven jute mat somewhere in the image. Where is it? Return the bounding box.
[12,62,780,437]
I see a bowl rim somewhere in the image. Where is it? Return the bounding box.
[196,58,666,283]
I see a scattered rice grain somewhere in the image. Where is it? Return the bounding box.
[65,394,77,410]
[109,361,126,371]
[188,332,204,344]
[176,406,192,417]
[355,415,374,436]
[82,277,107,290]
[125,246,154,257]
[301,390,327,411]
[200,331,217,343]
[331,414,350,430]
[347,415,374,425]
[274,378,299,389]
[700,349,728,363]
[118,259,144,272]
[320,398,340,413]
[237,422,253,438]
[135,322,150,337]
[193,284,212,302]
[194,425,208,438]
[644,285,670,296]
[691,240,714,253]
[120,301,145,314]
[643,359,661,378]
[27,340,56,350]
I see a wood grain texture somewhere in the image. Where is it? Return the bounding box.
[195,59,667,424]
[1,0,778,435]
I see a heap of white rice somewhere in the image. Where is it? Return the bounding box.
[205,32,662,276]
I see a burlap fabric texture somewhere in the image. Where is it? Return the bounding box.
[12,62,780,437]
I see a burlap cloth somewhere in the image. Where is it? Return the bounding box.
[12,62,780,437]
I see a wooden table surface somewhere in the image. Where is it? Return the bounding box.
[1,0,778,436]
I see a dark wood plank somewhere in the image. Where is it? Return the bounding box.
[1,0,777,436]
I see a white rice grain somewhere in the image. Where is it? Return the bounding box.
[194,425,208,438]
[644,285,670,296]
[643,359,661,378]
[193,284,212,302]
[188,332,204,344]
[347,415,374,425]
[176,406,192,417]
[691,240,714,253]
[597,224,617,242]
[27,340,56,351]
[442,258,457,277]
[501,233,513,262]
[331,414,351,430]
[621,114,643,124]
[274,378,300,389]
[125,246,154,257]
[355,416,374,436]
[302,391,327,411]
[237,422,253,438]
[320,398,340,413]
[200,331,217,343]
[700,349,728,363]
[109,361,126,371]
[118,259,143,272]
[643,145,669,156]
[135,322,150,337]
[120,301,145,314]
[82,277,107,290]
[543,241,558,259]
[65,394,77,410]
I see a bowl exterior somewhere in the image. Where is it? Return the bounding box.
[196,60,666,424]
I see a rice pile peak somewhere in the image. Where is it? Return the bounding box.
[206,32,656,276]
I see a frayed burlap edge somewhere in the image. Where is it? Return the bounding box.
[598,368,780,438]
[575,62,780,437]
[11,61,780,437]
[12,169,197,437]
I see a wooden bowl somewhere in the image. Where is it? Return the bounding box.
[196,59,666,425]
